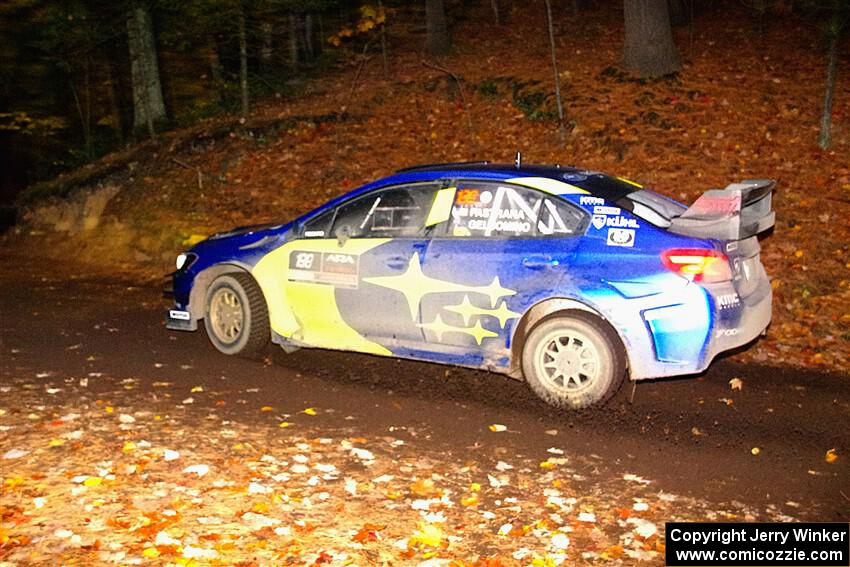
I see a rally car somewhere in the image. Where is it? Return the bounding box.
[166,162,775,409]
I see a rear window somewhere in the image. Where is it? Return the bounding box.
[619,189,687,228]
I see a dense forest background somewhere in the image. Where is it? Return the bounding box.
[0,0,848,371]
[1,0,847,206]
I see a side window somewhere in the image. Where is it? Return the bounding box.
[537,197,585,236]
[448,183,584,238]
[330,184,438,239]
[302,209,334,238]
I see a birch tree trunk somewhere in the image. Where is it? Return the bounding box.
[818,33,839,150]
[127,0,166,138]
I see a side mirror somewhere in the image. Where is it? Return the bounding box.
[335,224,352,247]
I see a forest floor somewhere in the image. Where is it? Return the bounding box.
[3,1,850,376]
[1,257,847,566]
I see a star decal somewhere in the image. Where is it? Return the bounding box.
[363,252,516,320]
[444,295,521,328]
[417,313,453,342]
[419,314,499,345]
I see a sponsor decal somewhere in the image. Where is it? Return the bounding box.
[606,216,640,228]
[455,189,480,206]
[716,292,740,309]
[715,328,740,338]
[606,228,635,247]
[592,215,606,230]
[579,196,605,206]
[592,215,640,230]
[593,205,621,216]
[169,309,191,321]
[288,250,359,288]
[451,186,571,237]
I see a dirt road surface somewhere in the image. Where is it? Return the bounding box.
[1,255,847,565]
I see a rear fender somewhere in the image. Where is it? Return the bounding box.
[508,298,628,378]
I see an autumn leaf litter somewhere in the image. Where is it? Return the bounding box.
[1,374,798,566]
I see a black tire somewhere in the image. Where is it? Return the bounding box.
[521,313,625,409]
[203,272,269,358]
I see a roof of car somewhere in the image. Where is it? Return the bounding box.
[386,162,640,203]
[303,162,641,223]
[395,161,583,177]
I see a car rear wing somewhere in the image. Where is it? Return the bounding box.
[669,179,776,241]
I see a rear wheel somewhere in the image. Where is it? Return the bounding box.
[521,313,625,409]
[203,273,269,357]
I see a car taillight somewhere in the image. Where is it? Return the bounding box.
[661,248,732,283]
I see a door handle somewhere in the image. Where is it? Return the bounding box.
[386,256,408,270]
[522,255,558,269]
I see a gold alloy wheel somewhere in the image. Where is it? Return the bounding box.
[209,287,244,344]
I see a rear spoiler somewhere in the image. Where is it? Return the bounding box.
[669,179,776,241]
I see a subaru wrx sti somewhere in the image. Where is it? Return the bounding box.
[167,162,775,408]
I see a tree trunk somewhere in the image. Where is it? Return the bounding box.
[289,13,299,69]
[126,0,166,138]
[545,0,566,144]
[304,14,314,59]
[818,33,839,150]
[378,0,388,73]
[103,54,125,142]
[668,0,687,26]
[260,22,273,70]
[425,0,451,57]
[622,0,681,78]
[238,7,249,118]
[490,0,501,24]
[208,35,225,101]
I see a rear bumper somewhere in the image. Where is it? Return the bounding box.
[621,272,771,381]
[702,273,772,365]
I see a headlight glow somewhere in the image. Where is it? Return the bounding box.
[176,253,188,270]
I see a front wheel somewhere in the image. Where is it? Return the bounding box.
[521,314,625,409]
[203,272,269,357]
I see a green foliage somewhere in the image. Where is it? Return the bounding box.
[476,79,499,99]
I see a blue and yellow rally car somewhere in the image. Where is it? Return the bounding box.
[167,162,775,409]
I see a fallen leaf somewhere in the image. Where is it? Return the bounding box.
[489,424,507,432]
[409,523,444,548]
[729,377,743,391]
[302,407,317,416]
[751,447,761,455]
[3,449,30,459]
[825,448,838,464]
[183,464,210,477]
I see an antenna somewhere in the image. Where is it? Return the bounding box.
[515,151,522,169]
